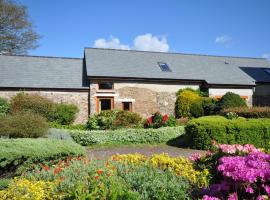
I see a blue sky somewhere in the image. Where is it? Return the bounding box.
[21,0,270,59]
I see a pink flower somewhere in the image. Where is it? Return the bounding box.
[262,184,270,195]
[245,185,254,194]
[256,196,266,200]
[228,193,238,200]
[202,195,220,200]
[189,153,202,162]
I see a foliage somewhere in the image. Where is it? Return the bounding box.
[54,103,79,125]
[222,106,270,118]
[0,178,10,189]
[0,0,40,55]
[0,97,9,116]
[176,87,208,97]
[24,157,141,199]
[185,116,270,150]
[193,143,270,200]
[218,92,247,110]
[201,98,218,116]
[226,112,239,120]
[0,178,58,200]
[190,101,204,118]
[46,128,73,140]
[86,110,142,130]
[144,112,176,128]
[0,111,49,138]
[70,126,185,146]
[175,89,201,118]
[9,92,56,121]
[0,138,85,176]
[112,153,209,188]
[115,163,192,200]
[49,122,86,130]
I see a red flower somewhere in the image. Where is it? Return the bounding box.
[95,175,99,180]
[97,169,103,175]
[53,167,62,175]
[147,117,153,124]
[162,114,169,122]
[43,165,50,171]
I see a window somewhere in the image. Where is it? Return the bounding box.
[122,102,132,112]
[98,83,113,90]
[264,68,270,75]
[158,62,172,72]
[97,97,114,112]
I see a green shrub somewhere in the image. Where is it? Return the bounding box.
[115,163,191,200]
[175,89,201,118]
[218,92,247,110]
[0,138,85,175]
[0,112,49,138]
[185,116,270,150]
[70,126,185,146]
[9,92,56,121]
[0,97,9,116]
[202,98,218,116]
[86,110,142,130]
[176,87,208,97]
[166,115,177,127]
[54,103,79,125]
[113,110,143,129]
[221,106,270,118]
[190,101,204,118]
[49,122,86,130]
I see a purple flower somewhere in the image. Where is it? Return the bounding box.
[245,185,254,194]
[202,195,221,200]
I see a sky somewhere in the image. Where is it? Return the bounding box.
[20,0,270,60]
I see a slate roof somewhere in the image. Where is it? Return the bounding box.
[84,48,270,85]
[0,55,88,89]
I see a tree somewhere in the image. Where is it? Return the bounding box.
[0,0,40,55]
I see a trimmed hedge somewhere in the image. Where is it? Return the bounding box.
[0,139,85,174]
[221,106,270,118]
[70,126,185,146]
[185,116,270,150]
[218,92,247,110]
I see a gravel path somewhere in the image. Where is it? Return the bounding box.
[87,145,204,160]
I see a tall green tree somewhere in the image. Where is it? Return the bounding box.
[0,0,40,55]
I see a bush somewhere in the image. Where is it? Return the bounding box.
[0,138,85,175]
[201,98,218,116]
[144,112,176,128]
[0,112,49,138]
[54,103,79,125]
[86,110,142,130]
[221,106,270,118]
[115,163,192,200]
[49,122,86,130]
[190,101,204,118]
[70,126,185,146]
[185,116,270,150]
[9,93,56,122]
[0,97,9,116]
[175,89,201,118]
[218,92,247,110]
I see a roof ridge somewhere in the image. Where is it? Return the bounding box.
[84,47,266,60]
[0,54,82,60]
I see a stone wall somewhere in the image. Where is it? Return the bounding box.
[90,81,200,117]
[0,90,89,124]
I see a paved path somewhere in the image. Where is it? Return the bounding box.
[87,145,204,160]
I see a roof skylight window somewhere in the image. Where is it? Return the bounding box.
[158,62,171,72]
[264,68,270,75]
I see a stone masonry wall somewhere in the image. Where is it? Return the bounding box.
[90,82,200,118]
[0,90,89,124]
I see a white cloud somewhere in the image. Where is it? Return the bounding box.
[133,33,169,52]
[93,33,169,52]
[262,53,270,60]
[215,35,233,47]
[93,37,130,50]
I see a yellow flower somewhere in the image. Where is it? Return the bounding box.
[0,178,58,200]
